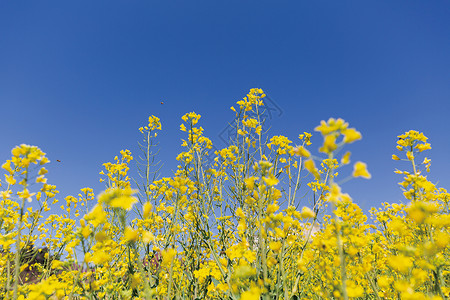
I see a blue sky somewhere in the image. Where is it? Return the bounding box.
[1,1,449,213]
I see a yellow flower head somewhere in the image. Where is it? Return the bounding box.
[388,254,413,274]
[262,173,279,186]
[300,206,316,219]
[17,188,35,202]
[341,151,351,165]
[269,241,282,253]
[143,202,152,218]
[315,118,348,135]
[1,160,13,174]
[304,159,320,180]
[142,231,155,243]
[98,187,138,211]
[352,161,371,179]
[147,115,162,131]
[182,112,201,125]
[293,146,311,158]
[244,176,258,190]
[5,175,16,185]
[392,154,400,160]
[342,128,362,144]
[123,227,139,243]
[397,130,430,152]
[161,248,177,266]
[319,134,338,154]
[85,204,107,227]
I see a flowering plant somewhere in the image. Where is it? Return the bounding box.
[0,89,448,299]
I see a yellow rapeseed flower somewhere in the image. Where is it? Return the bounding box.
[244,177,258,190]
[341,151,351,165]
[5,174,16,185]
[142,231,155,243]
[319,134,338,154]
[293,146,311,158]
[85,204,107,228]
[148,115,162,131]
[98,187,138,211]
[300,206,316,219]
[143,202,152,218]
[1,160,13,174]
[352,161,371,179]
[262,173,279,186]
[162,248,177,266]
[342,128,362,144]
[123,227,139,243]
[388,254,413,274]
[346,283,364,298]
[81,226,91,239]
[17,188,35,202]
[304,159,320,180]
[90,250,111,265]
[269,241,282,253]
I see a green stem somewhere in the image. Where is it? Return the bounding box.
[328,153,348,300]
[13,196,26,299]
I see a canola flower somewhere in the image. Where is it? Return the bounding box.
[0,89,448,300]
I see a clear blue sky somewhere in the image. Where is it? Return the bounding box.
[1,1,449,213]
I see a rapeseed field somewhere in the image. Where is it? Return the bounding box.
[1,89,448,299]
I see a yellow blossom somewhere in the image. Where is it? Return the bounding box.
[342,128,362,143]
[262,173,279,186]
[304,159,320,179]
[5,174,16,185]
[241,287,262,300]
[352,161,371,179]
[98,187,138,211]
[18,188,35,202]
[143,202,152,218]
[319,134,338,154]
[341,151,351,165]
[244,177,258,190]
[123,227,139,243]
[85,204,107,227]
[300,206,316,219]
[269,241,282,253]
[142,231,155,243]
[388,254,413,274]
[81,226,91,239]
[293,146,311,158]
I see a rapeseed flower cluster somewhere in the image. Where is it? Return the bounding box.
[0,90,448,299]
